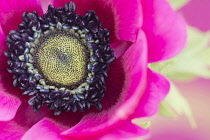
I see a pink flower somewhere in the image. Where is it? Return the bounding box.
[0,0,186,139]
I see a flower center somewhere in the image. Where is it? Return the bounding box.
[4,2,115,115]
[34,29,89,89]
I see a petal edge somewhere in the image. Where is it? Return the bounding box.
[142,0,187,62]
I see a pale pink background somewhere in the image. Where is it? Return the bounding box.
[180,0,210,31]
[149,79,210,140]
[148,0,210,140]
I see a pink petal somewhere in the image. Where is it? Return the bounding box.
[39,0,52,13]
[0,94,21,121]
[0,0,43,35]
[21,111,84,140]
[21,119,148,140]
[0,26,7,54]
[53,0,143,42]
[111,41,132,58]
[0,121,25,140]
[142,0,187,62]
[60,30,148,139]
[0,101,49,140]
[21,117,63,140]
[0,27,21,121]
[134,69,170,118]
[96,121,148,140]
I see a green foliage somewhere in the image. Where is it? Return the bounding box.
[159,81,196,128]
[150,27,210,81]
[132,119,151,129]
[168,0,190,9]
[138,121,152,129]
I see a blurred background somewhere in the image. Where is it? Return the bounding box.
[148,0,210,140]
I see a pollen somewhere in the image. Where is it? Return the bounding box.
[5,1,115,115]
[35,30,89,88]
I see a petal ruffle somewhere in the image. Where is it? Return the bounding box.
[134,69,170,118]
[21,117,63,140]
[0,0,43,35]
[95,121,148,140]
[39,0,52,13]
[0,101,49,140]
[111,41,132,58]
[0,121,25,140]
[53,0,143,42]
[21,111,84,140]
[21,117,142,140]
[0,94,21,121]
[0,26,6,53]
[142,0,187,62]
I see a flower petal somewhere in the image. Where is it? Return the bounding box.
[39,0,52,13]
[96,121,148,140]
[53,0,143,42]
[0,121,25,140]
[0,0,43,35]
[134,69,170,118]
[0,100,49,140]
[0,94,21,121]
[111,41,132,58]
[60,30,148,139]
[22,118,148,140]
[0,26,6,53]
[21,111,84,140]
[142,0,187,62]
[21,117,63,140]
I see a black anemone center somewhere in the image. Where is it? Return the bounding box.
[34,29,89,89]
[5,2,115,115]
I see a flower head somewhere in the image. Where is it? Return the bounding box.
[4,2,115,115]
[0,0,186,139]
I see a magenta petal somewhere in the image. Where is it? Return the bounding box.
[0,0,43,35]
[110,41,132,58]
[0,26,6,53]
[39,0,52,13]
[21,111,84,140]
[97,121,148,140]
[21,113,83,140]
[0,94,21,121]
[53,0,143,42]
[142,0,187,62]
[0,102,48,140]
[111,30,148,120]
[134,69,170,118]
[21,117,64,140]
[0,121,25,140]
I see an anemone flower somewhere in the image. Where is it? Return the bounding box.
[0,0,186,139]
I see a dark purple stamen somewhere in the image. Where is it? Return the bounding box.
[5,2,115,115]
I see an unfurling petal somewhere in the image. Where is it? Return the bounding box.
[142,0,187,62]
[0,0,43,35]
[134,69,170,118]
